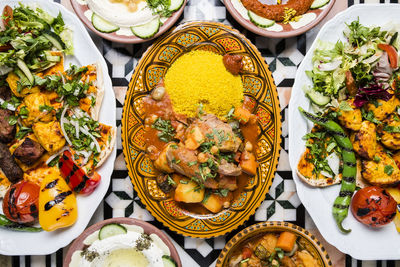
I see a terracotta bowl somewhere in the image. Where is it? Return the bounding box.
[224,0,336,38]
[63,217,182,267]
[69,0,187,43]
[216,221,332,267]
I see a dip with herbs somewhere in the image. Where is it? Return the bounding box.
[69,223,175,267]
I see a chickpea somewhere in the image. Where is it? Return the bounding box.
[202,167,211,176]
[145,115,158,125]
[223,201,231,208]
[197,152,208,163]
[249,114,257,124]
[147,145,157,154]
[151,86,165,101]
[210,146,219,155]
[245,141,253,152]
[176,123,184,132]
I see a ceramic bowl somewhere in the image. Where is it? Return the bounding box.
[70,0,186,43]
[63,217,182,267]
[216,221,332,266]
[121,21,282,238]
[224,0,335,38]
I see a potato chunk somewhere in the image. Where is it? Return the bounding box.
[174,179,204,203]
[32,121,65,154]
[154,143,175,173]
[202,193,223,213]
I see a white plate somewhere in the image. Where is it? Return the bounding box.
[289,4,400,260]
[0,0,116,255]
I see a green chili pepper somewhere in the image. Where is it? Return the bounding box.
[299,107,356,234]
[0,215,43,232]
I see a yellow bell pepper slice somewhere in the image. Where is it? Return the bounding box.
[39,170,78,231]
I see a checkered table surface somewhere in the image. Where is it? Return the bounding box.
[2,0,400,266]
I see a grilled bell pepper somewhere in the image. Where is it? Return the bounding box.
[39,170,77,231]
[59,150,101,195]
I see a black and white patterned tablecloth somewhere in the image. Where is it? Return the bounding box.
[3,0,400,266]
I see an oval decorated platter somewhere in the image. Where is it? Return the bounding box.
[122,21,281,238]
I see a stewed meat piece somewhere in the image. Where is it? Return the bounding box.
[0,109,16,143]
[13,137,45,165]
[0,143,23,183]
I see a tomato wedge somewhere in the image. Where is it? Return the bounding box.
[2,5,13,27]
[378,43,398,69]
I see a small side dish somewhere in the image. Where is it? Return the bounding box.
[69,222,178,267]
[229,0,331,33]
[216,222,331,267]
[75,0,184,39]
[144,50,258,214]
[0,4,115,233]
[229,231,320,267]
[297,19,400,233]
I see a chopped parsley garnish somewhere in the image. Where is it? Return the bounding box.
[15,126,32,140]
[19,106,29,119]
[187,161,197,167]
[373,155,381,163]
[384,165,394,176]
[151,117,175,142]
[167,175,176,186]
[39,104,54,112]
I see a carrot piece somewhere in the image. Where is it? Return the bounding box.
[276,231,297,252]
[240,151,258,176]
[234,106,251,124]
[242,247,252,259]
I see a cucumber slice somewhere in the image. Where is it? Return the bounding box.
[44,51,61,62]
[168,0,184,12]
[311,0,330,9]
[131,17,161,39]
[14,68,31,86]
[305,89,330,106]
[16,59,34,84]
[91,13,120,33]
[248,10,275,28]
[98,223,127,240]
[162,255,177,267]
[43,31,66,50]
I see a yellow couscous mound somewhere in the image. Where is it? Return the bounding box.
[164,50,244,118]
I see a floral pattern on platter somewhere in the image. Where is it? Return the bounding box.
[122,21,282,238]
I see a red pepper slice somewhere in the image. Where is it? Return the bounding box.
[378,43,398,69]
[58,151,101,195]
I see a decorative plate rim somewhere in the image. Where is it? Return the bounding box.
[121,21,282,238]
[216,221,333,266]
[223,0,336,38]
[69,0,187,44]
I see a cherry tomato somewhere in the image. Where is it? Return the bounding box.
[378,43,398,69]
[2,5,13,27]
[2,181,40,224]
[351,186,397,227]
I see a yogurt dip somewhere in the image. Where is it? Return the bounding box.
[69,224,172,267]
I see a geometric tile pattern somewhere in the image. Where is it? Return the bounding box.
[5,0,399,266]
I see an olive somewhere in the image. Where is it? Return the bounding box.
[151,86,165,101]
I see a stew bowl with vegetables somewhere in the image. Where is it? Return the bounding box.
[216,221,332,267]
[122,21,281,238]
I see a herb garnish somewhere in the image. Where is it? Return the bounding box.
[151,117,175,142]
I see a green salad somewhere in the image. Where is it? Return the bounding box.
[0,3,73,82]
